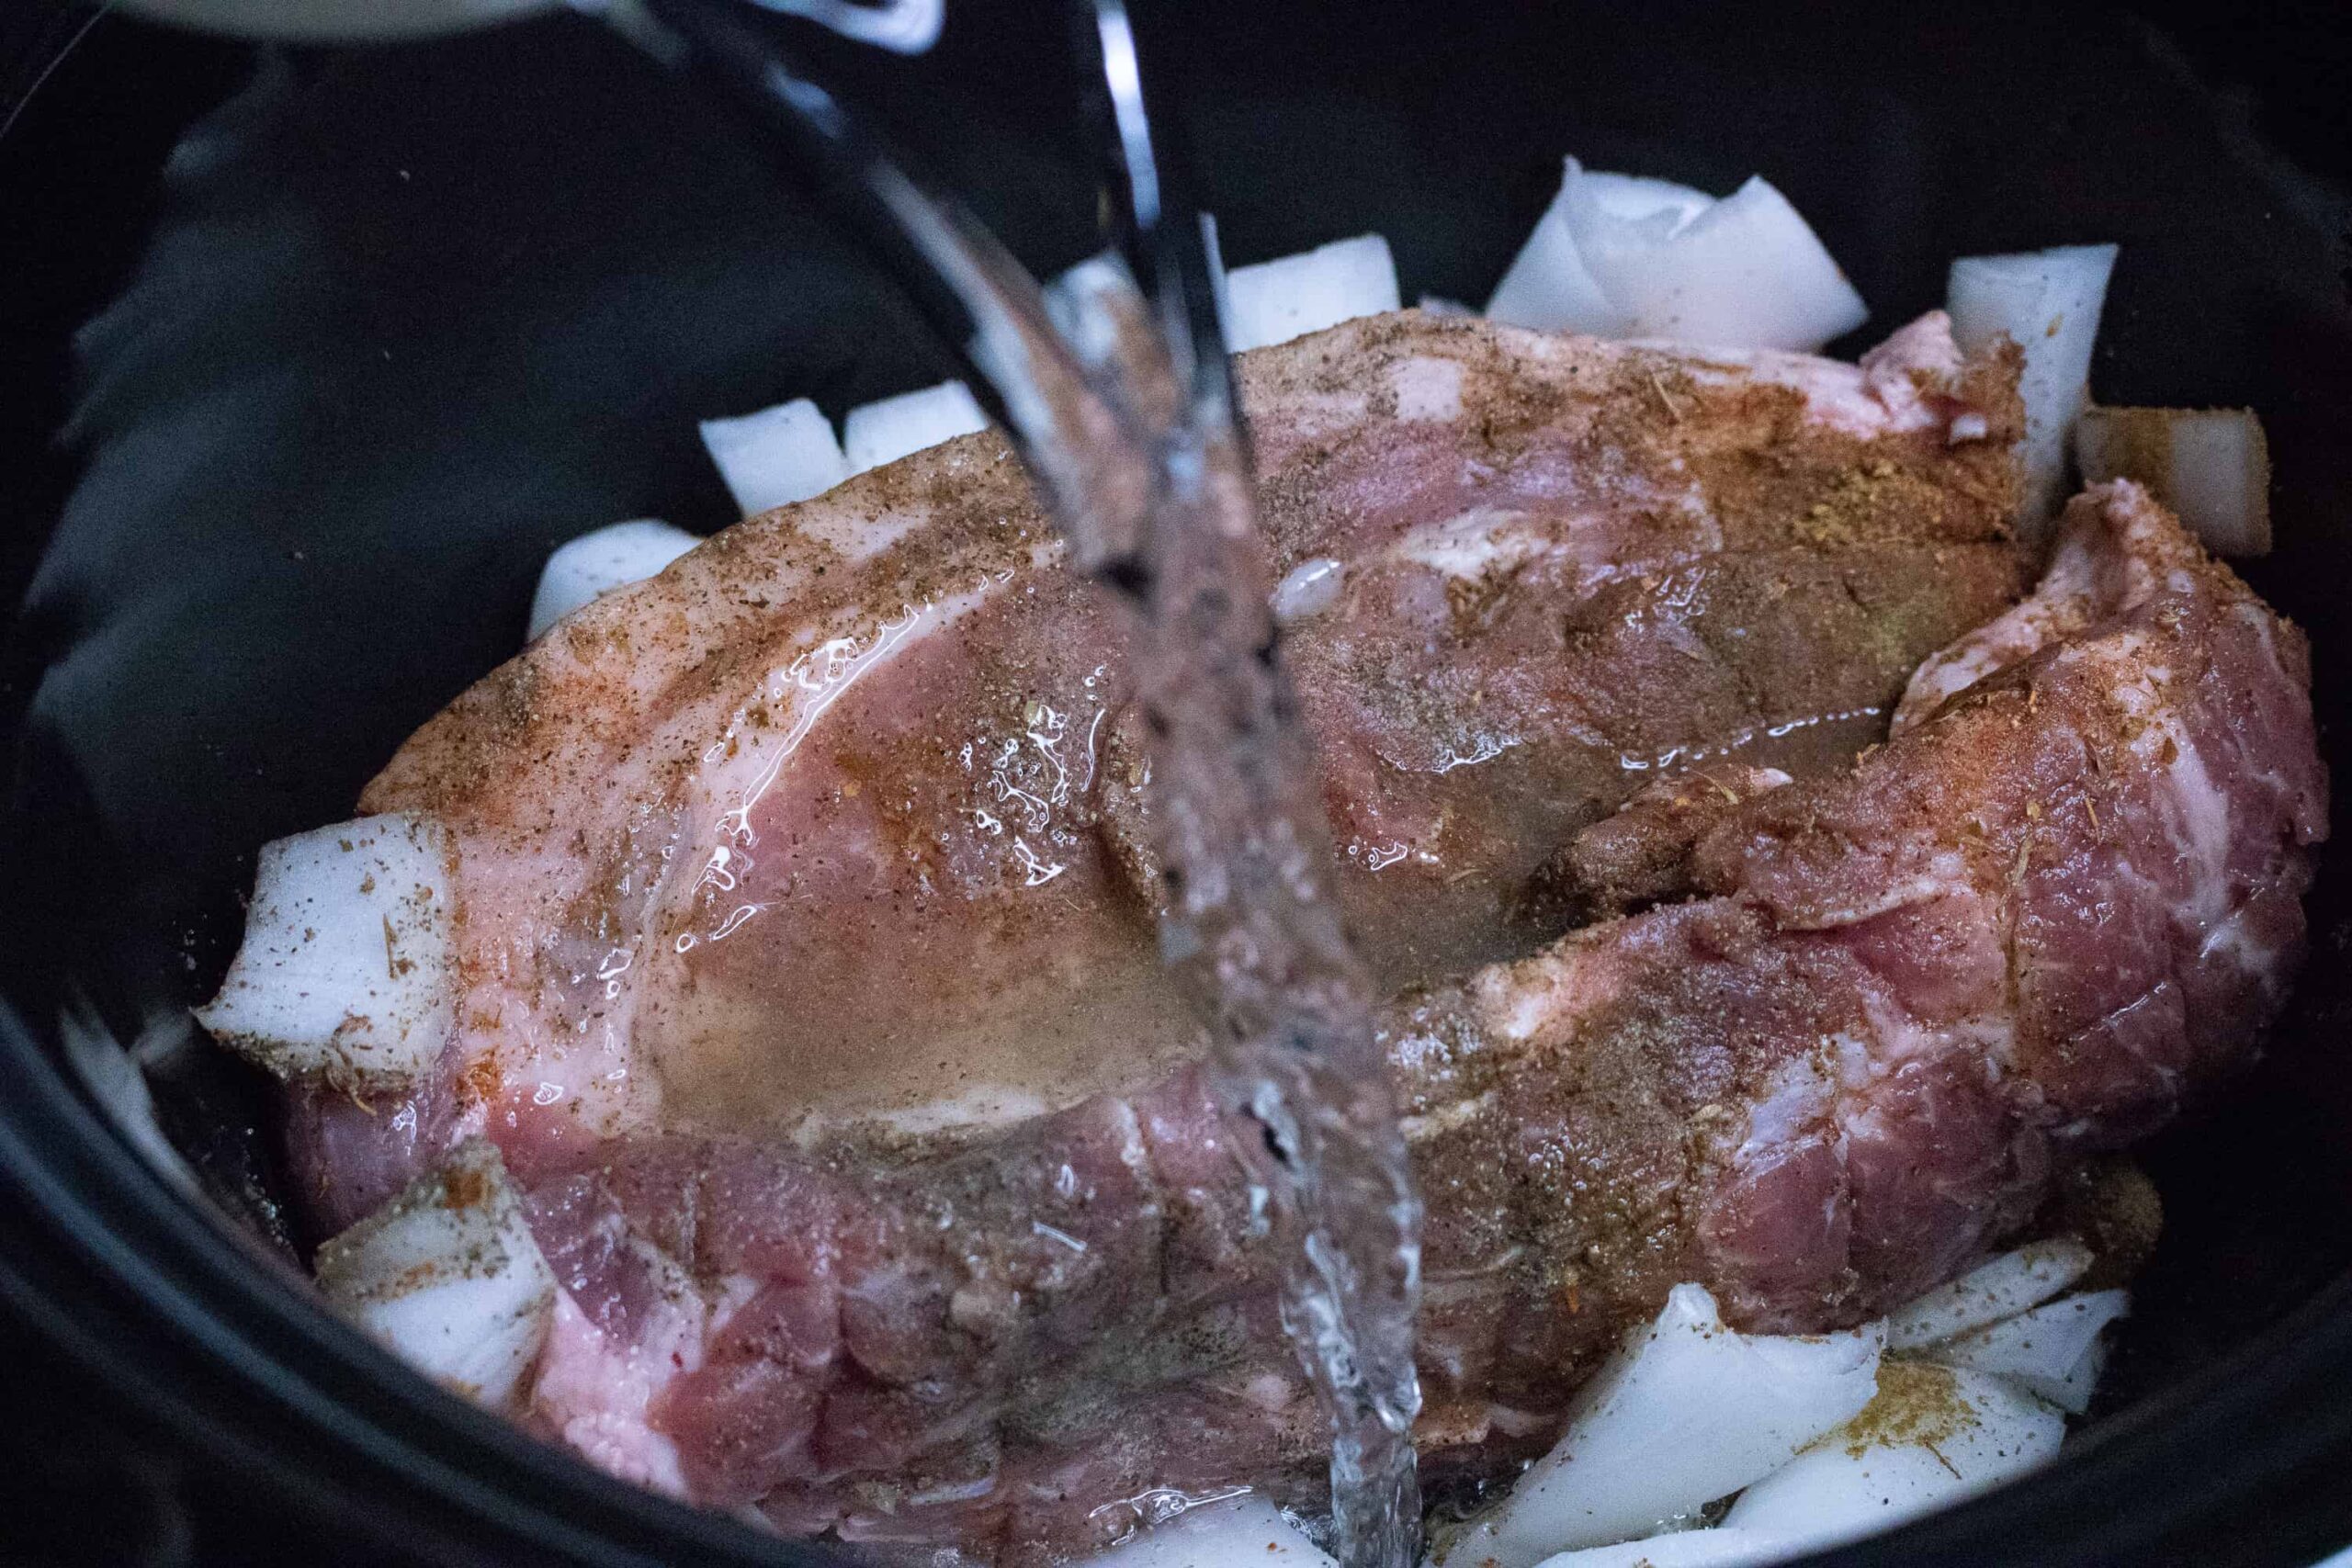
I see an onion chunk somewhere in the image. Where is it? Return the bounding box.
[1221,234,1402,352]
[1720,1364,2064,1554]
[1946,244,2118,530]
[842,379,990,473]
[1883,1239,2096,1351]
[2075,405,2270,557]
[1485,159,1865,352]
[699,397,852,515]
[527,519,700,639]
[1486,161,1712,336]
[195,812,455,1088]
[1528,1529,1796,1568]
[1570,175,1867,353]
[1927,1290,2129,1416]
[315,1138,557,1410]
[1443,1284,1882,1564]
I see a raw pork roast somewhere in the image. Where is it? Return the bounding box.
[198,310,2323,1558]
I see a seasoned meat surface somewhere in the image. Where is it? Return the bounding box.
[495,482,2319,1557]
[322,310,2024,1212]
[241,293,2324,1557]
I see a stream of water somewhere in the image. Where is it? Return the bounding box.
[820,85,1428,1556]
[1115,416,1425,1568]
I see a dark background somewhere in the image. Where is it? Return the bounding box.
[5,2,2351,1563]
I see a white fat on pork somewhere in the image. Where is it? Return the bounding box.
[1220,233,1402,352]
[2076,405,2271,557]
[1946,244,2118,528]
[194,812,454,1088]
[1883,1237,2097,1350]
[1717,1363,2065,1555]
[1441,1284,1883,1565]
[843,379,990,473]
[699,397,853,515]
[527,519,702,639]
[1089,1495,1337,1568]
[313,1138,557,1410]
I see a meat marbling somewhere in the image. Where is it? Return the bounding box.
[221,310,2325,1558]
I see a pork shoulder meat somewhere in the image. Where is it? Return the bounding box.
[489,479,2321,1555]
[312,308,2027,1221]
[208,311,2324,1555]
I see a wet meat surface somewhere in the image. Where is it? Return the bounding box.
[335,309,2023,1180]
[492,482,2318,1559]
[247,316,2333,1559]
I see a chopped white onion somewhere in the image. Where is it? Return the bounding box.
[2075,405,2271,557]
[1529,1528,1796,1568]
[1221,234,1403,352]
[842,379,990,473]
[698,397,852,516]
[195,813,455,1088]
[1444,1284,1883,1565]
[1088,1496,1337,1568]
[315,1139,556,1410]
[1566,173,1867,353]
[1719,1364,2064,1555]
[1883,1239,2097,1351]
[1946,244,2118,529]
[1486,159,1712,336]
[1926,1290,2129,1416]
[526,519,701,640]
[1577,171,1720,226]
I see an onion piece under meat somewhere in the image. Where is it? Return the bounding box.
[1569,174,1867,354]
[194,812,455,1089]
[1088,1496,1337,1568]
[315,1138,557,1410]
[1718,1364,2064,1555]
[1219,233,1402,352]
[2075,404,2271,557]
[1883,1238,2097,1351]
[526,518,701,639]
[842,379,990,473]
[1442,1284,1883,1566]
[1946,244,2118,531]
[1925,1290,2130,1416]
[1528,1528,1796,1568]
[699,397,853,515]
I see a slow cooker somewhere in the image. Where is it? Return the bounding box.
[6,2,2351,1562]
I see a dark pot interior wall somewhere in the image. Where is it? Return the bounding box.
[4,4,2350,1565]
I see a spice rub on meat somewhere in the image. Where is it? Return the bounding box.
[332,309,2026,1201]
[207,294,2332,1558]
[469,482,2315,1559]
